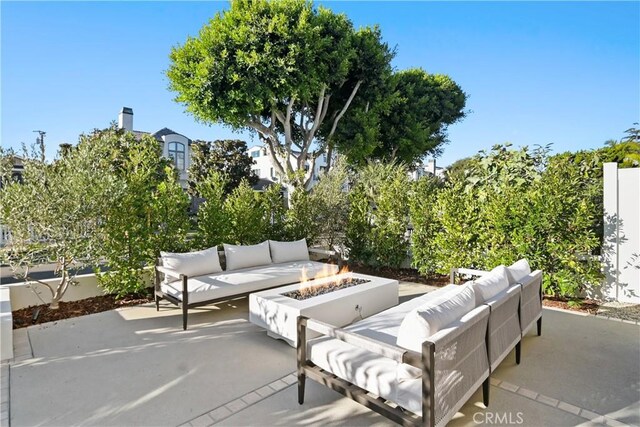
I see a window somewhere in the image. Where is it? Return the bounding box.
[270,167,274,178]
[168,142,186,171]
[252,168,260,177]
[251,150,260,158]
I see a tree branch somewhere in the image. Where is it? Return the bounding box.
[303,155,317,188]
[324,80,362,170]
[328,80,362,141]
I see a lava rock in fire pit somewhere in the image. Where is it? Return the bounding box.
[282,277,371,301]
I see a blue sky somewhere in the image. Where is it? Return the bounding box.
[2,1,639,167]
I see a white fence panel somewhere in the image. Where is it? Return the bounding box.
[603,162,640,303]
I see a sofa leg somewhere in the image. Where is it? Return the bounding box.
[537,317,542,336]
[483,378,490,407]
[182,305,188,331]
[298,374,306,405]
[515,341,521,365]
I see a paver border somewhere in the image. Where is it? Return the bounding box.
[178,372,298,427]
[543,305,639,325]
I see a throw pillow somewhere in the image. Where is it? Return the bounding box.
[160,246,222,277]
[506,259,532,284]
[471,265,509,303]
[269,239,310,263]
[224,241,272,271]
[396,283,476,353]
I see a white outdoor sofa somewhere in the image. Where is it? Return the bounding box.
[451,260,544,339]
[155,239,338,330]
[297,259,541,426]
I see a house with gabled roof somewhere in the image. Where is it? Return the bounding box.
[118,107,192,188]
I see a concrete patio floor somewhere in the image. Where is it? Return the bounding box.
[4,282,640,427]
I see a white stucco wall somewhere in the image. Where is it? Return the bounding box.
[248,145,327,188]
[603,162,640,304]
[0,287,12,361]
[6,270,153,311]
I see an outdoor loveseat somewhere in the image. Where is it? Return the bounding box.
[155,239,338,330]
[297,259,543,426]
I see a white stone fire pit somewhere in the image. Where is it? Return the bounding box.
[249,273,399,346]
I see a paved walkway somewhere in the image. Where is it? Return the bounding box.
[3,283,639,426]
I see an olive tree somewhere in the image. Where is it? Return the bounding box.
[167,0,393,188]
[0,141,118,308]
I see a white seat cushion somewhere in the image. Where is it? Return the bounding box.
[269,239,309,263]
[396,283,476,353]
[224,241,272,271]
[160,246,222,277]
[471,265,509,303]
[161,261,338,304]
[345,284,459,346]
[308,290,485,417]
[506,259,531,284]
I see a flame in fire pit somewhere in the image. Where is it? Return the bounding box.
[296,264,351,299]
[284,264,369,301]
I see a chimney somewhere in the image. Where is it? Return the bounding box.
[118,107,133,131]
[426,159,436,175]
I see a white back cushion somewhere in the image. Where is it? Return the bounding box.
[269,239,309,263]
[471,265,509,303]
[224,241,272,271]
[396,283,476,353]
[506,259,531,284]
[160,246,222,277]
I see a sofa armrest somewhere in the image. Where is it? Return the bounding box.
[308,247,336,257]
[484,284,521,312]
[450,267,489,283]
[427,305,490,349]
[300,317,421,368]
[155,265,184,280]
[519,270,543,292]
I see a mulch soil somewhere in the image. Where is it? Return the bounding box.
[347,263,451,287]
[542,296,600,315]
[12,291,153,329]
[12,265,638,329]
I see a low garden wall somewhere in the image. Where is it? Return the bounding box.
[5,269,153,312]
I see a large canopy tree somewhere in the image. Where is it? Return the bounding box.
[333,68,467,167]
[167,0,393,188]
[188,139,257,196]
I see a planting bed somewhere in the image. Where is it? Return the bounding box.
[12,291,152,329]
[11,266,639,328]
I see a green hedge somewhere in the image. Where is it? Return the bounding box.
[410,145,603,298]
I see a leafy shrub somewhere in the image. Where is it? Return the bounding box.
[261,183,288,241]
[408,175,442,274]
[345,162,410,268]
[285,187,318,243]
[430,177,486,272]
[420,144,602,299]
[520,155,601,297]
[195,171,230,248]
[345,184,372,264]
[309,158,350,250]
[224,180,267,244]
[97,131,190,297]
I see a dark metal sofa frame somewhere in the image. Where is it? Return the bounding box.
[297,310,492,427]
[297,270,543,426]
[154,248,337,330]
